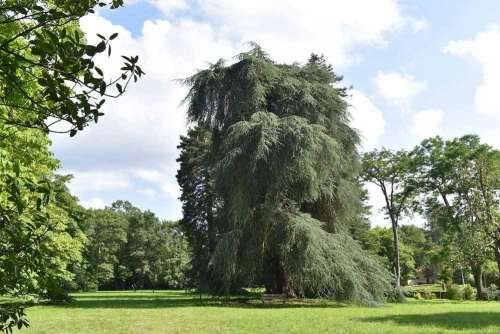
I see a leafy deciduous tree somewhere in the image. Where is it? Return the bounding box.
[362,149,419,287]
[414,135,499,297]
[0,0,144,135]
[0,1,143,330]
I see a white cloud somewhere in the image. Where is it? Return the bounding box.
[483,130,500,149]
[409,18,429,32]
[51,1,418,219]
[135,169,181,199]
[160,182,181,200]
[348,90,386,150]
[51,14,238,219]
[64,170,132,193]
[137,188,158,198]
[64,167,179,204]
[125,0,188,13]
[149,0,188,15]
[135,169,165,183]
[365,183,388,227]
[374,72,426,105]
[444,24,500,116]
[199,0,404,67]
[80,197,107,209]
[411,108,444,138]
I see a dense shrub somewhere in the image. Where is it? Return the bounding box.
[463,284,476,300]
[414,292,436,300]
[446,286,463,300]
[387,288,406,303]
[421,291,435,300]
[483,284,500,301]
[402,289,415,298]
[42,283,73,304]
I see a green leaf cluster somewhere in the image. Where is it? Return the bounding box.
[0,0,144,135]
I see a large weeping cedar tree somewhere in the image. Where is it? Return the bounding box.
[178,46,391,302]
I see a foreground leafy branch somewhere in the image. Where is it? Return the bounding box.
[0,1,144,331]
[0,305,29,333]
[0,0,144,135]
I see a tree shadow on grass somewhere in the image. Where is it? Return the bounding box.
[73,293,186,300]
[362,312,500,330]
[59,294,347,310]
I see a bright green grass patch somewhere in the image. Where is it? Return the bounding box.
[20,290,500,334]
[402,284,445,293]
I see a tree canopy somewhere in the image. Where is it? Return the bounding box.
[362,135,499,298]
[71,202,190,292]
[178,47,391,302]
[413,135,499,297]
[0,1,143,330]
[362,149,419,287]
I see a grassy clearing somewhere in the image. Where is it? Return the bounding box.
[19,290,500,334]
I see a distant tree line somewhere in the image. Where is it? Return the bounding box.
[68,201,190,294]
[3,191,191,302]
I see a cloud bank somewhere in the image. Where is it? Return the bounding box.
[51,0,419,220]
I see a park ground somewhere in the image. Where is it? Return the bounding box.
[20,290,500,334]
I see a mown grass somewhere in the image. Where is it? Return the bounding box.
[402,284,444,292]
[18,290,500,333]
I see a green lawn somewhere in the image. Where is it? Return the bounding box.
[19,290,500,333]
[402,284,445,293]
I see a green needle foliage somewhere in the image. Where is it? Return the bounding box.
[178,46,391,302]
[176,127,217,290]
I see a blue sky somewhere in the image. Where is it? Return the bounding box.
[51,0,500,226]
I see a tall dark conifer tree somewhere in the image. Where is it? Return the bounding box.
[178,46,390,302]
[176,127,219,290]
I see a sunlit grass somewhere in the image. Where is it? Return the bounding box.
[20,290,500,334]
[402,284,445,292]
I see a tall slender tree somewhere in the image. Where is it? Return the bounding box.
[176,127,219,291]
[361,149,418,287]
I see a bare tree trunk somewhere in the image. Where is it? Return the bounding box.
[494,240,500,280]
[460,267,465,287]
[381,185,401,289]
[276,262,296,298]
[391,218,401,288]
[471,264,484,300]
